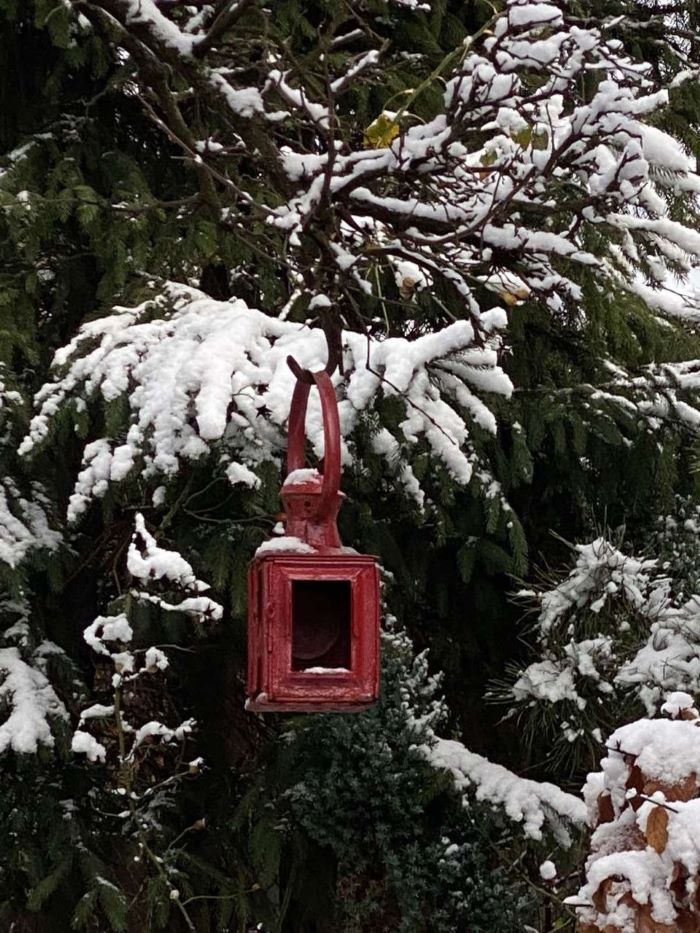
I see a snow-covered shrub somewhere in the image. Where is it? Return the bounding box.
[573,693,700,932]
[653,497,700,597]
[0,598,70,755]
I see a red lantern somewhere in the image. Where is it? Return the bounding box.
[246,359,380,713]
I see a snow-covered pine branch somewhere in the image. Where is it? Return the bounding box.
[507,511,700,764]
[293,625,586,856]
[418,735,587,844]
[0,646,68,754]
[21,0,695,509]
[0,479,61,569]
[0,599,69,755]
[128,512,224,620]
[388,627,587,843]
[19,283,511,517]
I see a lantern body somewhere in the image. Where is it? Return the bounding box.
[246,364,381,713]
[247,552,380,712]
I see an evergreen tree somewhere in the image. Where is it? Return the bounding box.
[2,0,700,929]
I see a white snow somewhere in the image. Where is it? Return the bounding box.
[83,613,133,657]
[130,717,194,753]
[255,536,315,555]
[128,513,203,589]
[419,736,587,841]
[0,481,61,568]
[661,691,697,718]
[79,703,115,722]
[225,461,261,489]
[208,73,265,117]
[283,468,321,485]
[71,730,107,763]
[0,647,68,754]
[121,0,197,55]
[144,646,169,672]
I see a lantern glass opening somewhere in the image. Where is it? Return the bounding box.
[291,579,351,671]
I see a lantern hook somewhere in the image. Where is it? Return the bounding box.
[286,354,315,385]
[285,355,341,518]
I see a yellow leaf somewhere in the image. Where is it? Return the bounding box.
[512,126,549,150]
[532,128,549,150]
[364,111,400,148]
[498,286,530,307]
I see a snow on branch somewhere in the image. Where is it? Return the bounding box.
[607,359,700,434]
[20,283,511,518]
[385,627,586,843]
[129,512,205,589]
[73,515,212,769]
[0,480,61,568]
[509,520,700,757]
[81,0,700,342]
[0,646,68,754]
[128,512,223,620]
[418,735,587,842]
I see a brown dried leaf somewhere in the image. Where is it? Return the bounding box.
[592,876,616,913]
[645,806,669,854]
[627,763,644,794]
[644,772,698,803]
[671,859,689,903]
[627,764,645,810]
[636,900,678,933]
[597,791,615,825]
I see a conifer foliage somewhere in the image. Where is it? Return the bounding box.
[2,0,700,928]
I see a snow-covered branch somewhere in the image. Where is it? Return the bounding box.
[0,480,61,568]
[418,736,587,843]
[509,510,700,758]
[0,645,68,754]
[20,283,511,516]
[77,0,700,340]
[73,515,219,767]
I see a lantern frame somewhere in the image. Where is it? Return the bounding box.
[247,553,380,712]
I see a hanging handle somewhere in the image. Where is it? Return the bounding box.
[286,357,341,515]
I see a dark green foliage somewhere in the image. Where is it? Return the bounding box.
[276,631,531,932]
[176,629,534,933]
[1,0,700,930]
